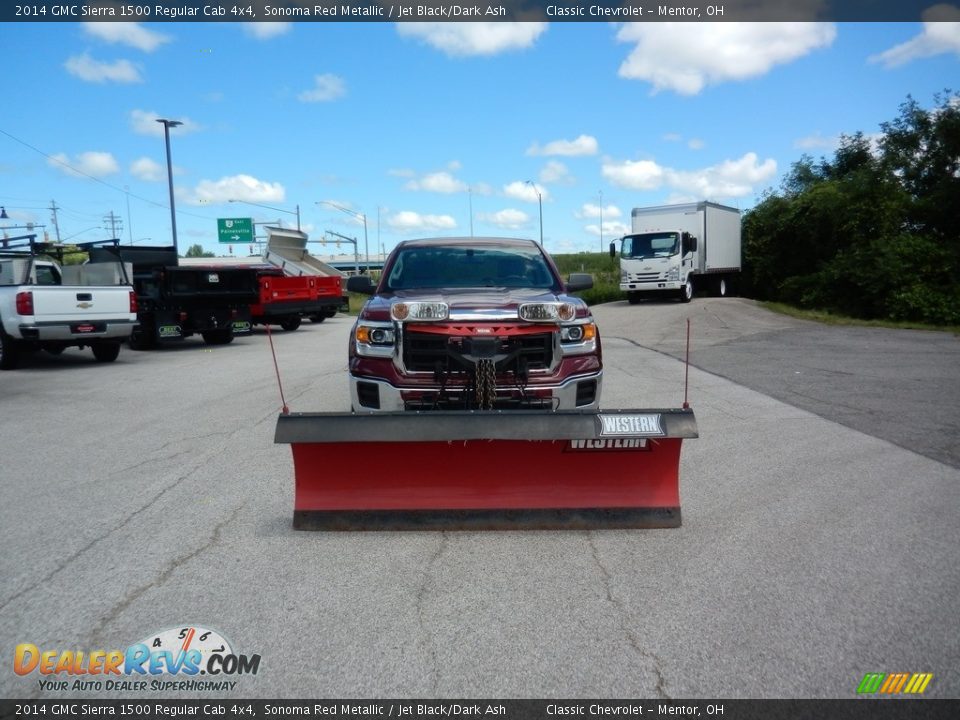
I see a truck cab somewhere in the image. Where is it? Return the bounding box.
[347,237,602,412]
[614,230,699,303]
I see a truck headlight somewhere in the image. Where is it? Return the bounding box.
[561,323,597,343]
[665,267,679,281]
[519,302,576,322]
[620,269,628,282]
[391,302,448,321]
[356,324,395,346]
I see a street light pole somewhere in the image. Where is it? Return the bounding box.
[156,118,182,255]
[317,201,368,267]
[525,181,543,246]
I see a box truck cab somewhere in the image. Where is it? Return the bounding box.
[611,202,741,304]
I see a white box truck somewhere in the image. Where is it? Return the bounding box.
[610,202,741,303]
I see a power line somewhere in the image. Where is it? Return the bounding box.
[0,126,221,223]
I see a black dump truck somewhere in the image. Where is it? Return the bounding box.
[85,241,260,349]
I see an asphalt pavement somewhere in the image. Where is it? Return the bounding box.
[1,302,957,700]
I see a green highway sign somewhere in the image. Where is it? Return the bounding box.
[217,217,254,244]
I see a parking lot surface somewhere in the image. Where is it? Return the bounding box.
[1,300,957,699]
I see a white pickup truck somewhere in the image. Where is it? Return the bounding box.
[0,242,138,370]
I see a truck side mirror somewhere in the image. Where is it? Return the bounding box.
[689,236,698,253]
[609,241,616,258]
[346,275,376,295]
[566,273,593,292]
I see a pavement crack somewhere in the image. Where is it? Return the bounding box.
[415,533,449,695]
[587,533,671,700]
[0,457,216,614]
[87,503,247,647]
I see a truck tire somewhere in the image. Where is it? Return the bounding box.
[309,314,326,324]
[627,292,641,305]
[202,329,234,345]
[679,278,694,303]
[0,331,21,370]
[129,325,156,351]
[714,276,730,298]
[92,342,121,363]
[280,317,302,332]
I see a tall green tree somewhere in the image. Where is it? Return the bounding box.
[742,92,960,324]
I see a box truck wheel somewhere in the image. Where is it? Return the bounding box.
[627,292,642,305]
[280,317,302,332]
[679,278,694,303]
[715,276,728,297]
[309,314,326,323]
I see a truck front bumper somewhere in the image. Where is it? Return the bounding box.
[350,370,603,412]
[620,281,683,292]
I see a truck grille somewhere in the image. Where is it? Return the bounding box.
[628,272,661,283]
[402,328,554,372]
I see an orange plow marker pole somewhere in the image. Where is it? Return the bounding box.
[274,409,697,531]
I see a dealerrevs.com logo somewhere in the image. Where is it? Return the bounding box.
[14,626,261,692]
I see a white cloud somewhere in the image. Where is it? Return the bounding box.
[387,211,457,233]
[405,171,468,194]
[48,151,119,178]
[64,53,142,83]
[585,221,631,239]
[479,209,530,230]
[82,22,171,52]
[503,181,551,203]
[130,110,202,137]
[526,134,599,157]
[396,22,547,57]
[578,203,622,220]
[602,152,777,199]
[616,22,836,95]
[242,22,292,40]
[298,73,346,102]
[186,174,285,206]
[794,132,839,150]
[539,161,574,185]
[130,157,166,182]
[388,168,416,178]
[869,4,960,67]
[688,138,705,150]
[601,159,666,190]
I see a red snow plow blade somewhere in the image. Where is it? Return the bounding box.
[274,408,697,531]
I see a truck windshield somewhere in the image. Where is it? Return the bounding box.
[622,233,678,259]
[384,246,556,290]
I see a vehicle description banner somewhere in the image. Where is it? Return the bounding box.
[3,0,937,23]
[1,700,959,720]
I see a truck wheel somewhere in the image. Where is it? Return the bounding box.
[679,278,694,303]
[0,331,21,370]
[309,314,326,324]
[129,326,156,351]
[627,292,641,305]
[280,317,302,332]
[45,346,65,355]
[202,329,234,345]
[92,342,121,363]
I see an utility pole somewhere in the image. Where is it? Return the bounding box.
[49,200,62,243]
[104,211,123,240]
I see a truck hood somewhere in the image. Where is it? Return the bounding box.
[361,287,589,321]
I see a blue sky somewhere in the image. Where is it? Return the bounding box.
[1,16,958,258]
